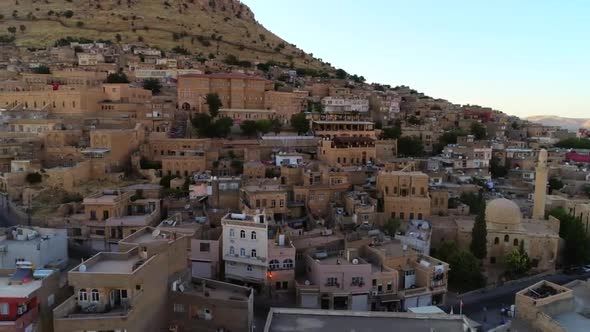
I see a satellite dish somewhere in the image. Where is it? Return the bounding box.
[152,229,161,238]
[79,264,87,272]
[178,284,185,292]
[352,258,359,265]
[304,280,310,286]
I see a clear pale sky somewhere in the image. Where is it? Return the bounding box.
[243,0,590,119]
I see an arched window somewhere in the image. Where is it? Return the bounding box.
[283,259,294,269]
[229,246,235,255]
[79,288,88,301]
[247,265,253,271]
[504,235,509,242]
[513,238,519,246]
[251,249,257,257]
[269,259,280,270]
[494,237,499,244]
[91,289,99,302]
[229,229,235,238]
[240,248,246,257]
[251,231,257,240]
[240,230,245,239]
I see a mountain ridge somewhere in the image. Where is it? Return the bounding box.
[526,115,590,131]
[0,0,327,70]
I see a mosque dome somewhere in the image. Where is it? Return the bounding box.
[485,198,522,229]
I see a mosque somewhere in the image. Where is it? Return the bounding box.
[439,149,561,279]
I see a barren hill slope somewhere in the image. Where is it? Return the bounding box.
[0,0,327,69]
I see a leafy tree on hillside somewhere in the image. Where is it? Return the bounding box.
[470,200,488,260]
[240,120,258,138]
[397,136,424,157]
[549,208,590,266]
[26,172,42,184]
[448,250,486,292]
[382,218,401,236]
[470,122,487,140]
[291,113,309,135]
[205,93,222,117]
[548,178,564,194]
[555,138,590,149]
[7,26,17,34]
[105,72,129,84]
[381,126,401,140]
[335,68,347,79]
[142,78,162,95]
[255,119,272,135]
[490,156,508,179]
[505,241,531,278]
[33,65,51,74]
[584,184,590,198]
[270,118,282,134]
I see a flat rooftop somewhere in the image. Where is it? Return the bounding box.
[265,308,466,332]
[76,252,149,274]
[0,277,42,298]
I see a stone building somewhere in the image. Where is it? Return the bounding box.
[177,73,272,111]
[376,169,431,222]
[455,198,560,274]
[318,137,376,167]
[53,228,188,332]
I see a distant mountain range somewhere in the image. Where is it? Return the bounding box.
[526,116,590,131]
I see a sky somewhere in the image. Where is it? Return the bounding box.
[242,0,590,119]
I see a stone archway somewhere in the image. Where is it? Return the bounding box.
[181,102,191,111]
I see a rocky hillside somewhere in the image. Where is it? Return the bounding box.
[527,115,590,131]
[0,0,327,69]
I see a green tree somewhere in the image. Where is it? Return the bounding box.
[407,115,422,125]
[548,208,590,266]
[191,113,212,137]
[505,241,531,278]
[555,138,590,149]
[159,175,176,188]
[381,126,401,140]
[434,241,459,263]
[397,136,424,157]
[382,218,401,236]
[142,78,162,95]
[33,65,51,74]
[490,156,508,179]
[105,72,130,83]
[240,120,258,137]
[548,178,564,194]
[205,93,222,117]
[447,250,486,292]
[335,68,347,79]
[63,10,74,18]
[470,122,487,140]
[270,118,282,134]
[19,25,26,33]
[290,113,309,135]
[230,159,243,173]
[256,119,272,135]
[461,192,485,215]
[115,33,122,43]
[213,117,233,138]
[7,26,17,34]
[470,200,488,260]
[25,172,42,184]
[583,184,590,198]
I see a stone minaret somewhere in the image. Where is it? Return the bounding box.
[533,149,548,219]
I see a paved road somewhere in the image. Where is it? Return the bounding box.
[441,272,590,330]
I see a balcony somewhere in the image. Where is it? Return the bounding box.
[54,292,143,330]
[223,254,267,267]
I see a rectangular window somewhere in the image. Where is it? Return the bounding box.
[173,303,185,313]
[279,199,284,207]
[0,303,8,315]
[200,243,210,252]
[387,282,393,291]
